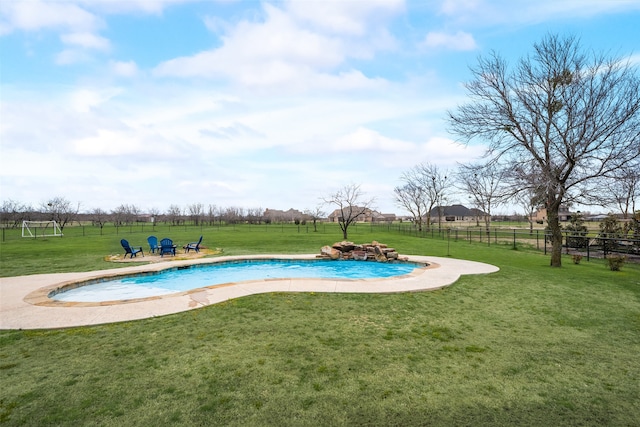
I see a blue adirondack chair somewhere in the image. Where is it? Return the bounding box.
[147,236,159,253]
[159,238,176,257]
[184,235,203,253]
[121,239,144,259]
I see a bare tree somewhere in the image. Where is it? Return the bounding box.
[507,161,547,233]
[394,182,427,231]
[111,205,125,226]
[148,207,161,225]
[515,188,543,234]
[187,203,204,225]
[448,34,640,267]
[91,208,109,233]
[246,207,263,224]
[207,204,219,226]
[425,165,450,230]
[112,204,139,226]
[128,204,140,223]
[1,200,32,228]
[605,163,639,220]
[304,205,326,232]
[166,205,182,225]
[42,196,79,230]
[457,162,507,238]
[222,206,244,224]
[322,183,375,240]
[395,163,449,231]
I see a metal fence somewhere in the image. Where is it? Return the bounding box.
[3,221,638,263]
[0,221,342,242]
[374,223,640,262]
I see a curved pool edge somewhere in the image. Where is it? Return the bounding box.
[37,259,435,307]
[0,254,499,330]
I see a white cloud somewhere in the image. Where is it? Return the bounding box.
[203,14,228,33]
[78,0,203,15]
[110,60,139,77]
[70,88,121,113]
[627,53,640,66]
[423,31,477,51]
[55,48,92,65]
[286,0,405,36]
[4,0,636,215]
[418,137,486,166]
[61,32,110,50]
[313,70,389,91]
[155,4,344,83]
[0,0,101,33]
[70,127,186,161]
[72,129,143,156]
[155,2,399,92]
[327,127,415,153]
[436,0,640,27]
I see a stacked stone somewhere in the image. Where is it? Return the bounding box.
[319,240,400,262]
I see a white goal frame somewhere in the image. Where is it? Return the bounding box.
[21,220,63,238]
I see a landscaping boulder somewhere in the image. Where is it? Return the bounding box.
[373,246,388,262]
[321,241,399,262]
[332,241,356,252]
[352,250,368,261]
[385,251,399,260]
[321,245,341,260]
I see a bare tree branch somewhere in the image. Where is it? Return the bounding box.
[448,34,640,267]
[322,184,375,240]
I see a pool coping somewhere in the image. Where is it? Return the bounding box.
[0,254,499,330]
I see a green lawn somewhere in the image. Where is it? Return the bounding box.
[1,223,639,425]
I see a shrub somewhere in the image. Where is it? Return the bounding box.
[598,215,623,254]
[607,255,627,271]
[564,213,589,249]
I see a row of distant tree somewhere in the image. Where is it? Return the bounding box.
[2,155,636,237]
[393,160,639,234]
[0,199,324,230]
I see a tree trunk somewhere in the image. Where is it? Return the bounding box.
[547,202,563,267]
[341,222,348,240]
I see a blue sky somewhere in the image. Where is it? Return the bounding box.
[1,0,639,216]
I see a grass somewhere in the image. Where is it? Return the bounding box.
[1,223,639,425]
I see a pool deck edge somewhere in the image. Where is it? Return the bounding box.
[0,254,499,330]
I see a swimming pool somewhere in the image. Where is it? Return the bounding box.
[51,259,424,303]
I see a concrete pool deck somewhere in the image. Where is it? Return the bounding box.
[0,254,499,330]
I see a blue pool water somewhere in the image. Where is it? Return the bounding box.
[52,259,422,302]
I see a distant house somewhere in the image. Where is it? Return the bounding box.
[136,214,154,223]
[427,204,488,222]
[327,207,390,223]
[380,213,397,223]
[534,205,574,223]
[263,208,307,222]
